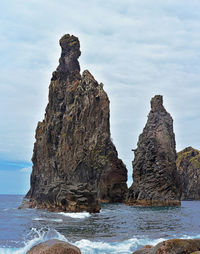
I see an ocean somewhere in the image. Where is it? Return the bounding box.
[0,195,200,254]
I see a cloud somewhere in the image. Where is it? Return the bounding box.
[1,0,200,187]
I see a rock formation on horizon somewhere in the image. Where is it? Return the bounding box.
[24,34,127,212]
[177,146,200,200]
[126,95,181,206]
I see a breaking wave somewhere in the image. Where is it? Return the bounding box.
[33,217,63,222]
[0,228,67,254]
[59,212,91,219]
[1,227,200,254]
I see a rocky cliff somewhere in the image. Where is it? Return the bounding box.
[24,34,127,212]
[126,95,181,206]
[177,146,200,200]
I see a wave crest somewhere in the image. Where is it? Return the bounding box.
[59,212,91,219]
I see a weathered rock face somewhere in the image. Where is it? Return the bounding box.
[177,147,200,200]
[133,239,200,254]
[126,95,181,206]
[24,34,127,212]
[27,239,81,254]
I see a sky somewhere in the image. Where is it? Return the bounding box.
[1,0,200,194]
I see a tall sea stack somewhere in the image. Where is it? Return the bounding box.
[24,34,127,212]
[126,95,181,206]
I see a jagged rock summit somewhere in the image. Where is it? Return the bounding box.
[23,34,127,213]
[126,95,181,206]
[177,146,200,200]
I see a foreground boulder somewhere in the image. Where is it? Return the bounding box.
[23,34,127,212]
[133,239,200,254]
[177,147,200,200]
[126,95,181,206]
[27,239,81,254]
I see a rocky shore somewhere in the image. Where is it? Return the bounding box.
[27,238,200,254]
[16,33,200,254]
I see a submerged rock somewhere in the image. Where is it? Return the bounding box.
[133,239,200,254]
[23,34,127,212]
[126,95,181,206]
[27,239,81,254]
[177,147,200,200]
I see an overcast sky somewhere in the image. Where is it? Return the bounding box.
[1,0,200,194]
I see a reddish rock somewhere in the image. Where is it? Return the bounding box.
[27,239,81,254]
[22,34,127,212]
[154,239,200,254]
[133,239,200,254]
[127,95,181,207]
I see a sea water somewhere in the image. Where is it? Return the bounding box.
[0,195,200,254]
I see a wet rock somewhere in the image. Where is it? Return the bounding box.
[27,239,81,254]
[127,95,181,207]
[154,239,200,254]
[133,239,200,254]
[177,147,200,200]
[23,34,127,213]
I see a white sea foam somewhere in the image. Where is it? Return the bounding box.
[0,236,165,254]
[3,208,9,211]
[75,237,166,254]
[3,208,17,212]
[0,228,67,254]
[1,230,200,254]
[179,234,200,240]
[33,217,63,222]
[59,212,91,219]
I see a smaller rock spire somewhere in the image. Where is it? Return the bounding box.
[126,95,181,207]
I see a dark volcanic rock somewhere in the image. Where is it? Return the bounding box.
[177,147,200,200]
[23,34,127,213]
[133,239,200,254]
[126,95,181,206]
[27,239,81,254]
